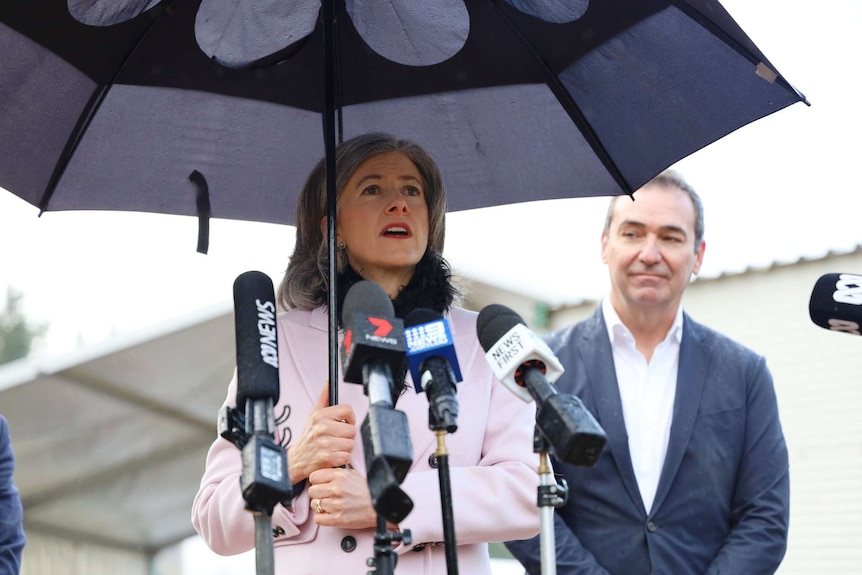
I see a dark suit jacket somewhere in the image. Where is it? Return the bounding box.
[506,308,789,575]
[0,415,25,574]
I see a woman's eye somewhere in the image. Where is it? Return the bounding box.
[404,187,421,197]
[362,185,380,195]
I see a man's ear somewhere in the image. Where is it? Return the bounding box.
[600,231,609,264]
[692,240,706,275]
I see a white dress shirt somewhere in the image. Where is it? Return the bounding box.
[601,297,683,515]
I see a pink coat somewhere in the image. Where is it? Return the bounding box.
[192,306,541,574]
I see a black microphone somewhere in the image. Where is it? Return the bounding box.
[477,304,607,467]
[340,280,413,523]
[809,273,862,336]
[220,271,291,514]
[341,280,407,406]
[404,308,461,433]
[234,270,281,411]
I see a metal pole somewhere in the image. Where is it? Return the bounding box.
[322,0,339,405]
[538,450,557,575]
[435,431,459,575]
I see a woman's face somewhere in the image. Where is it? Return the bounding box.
[333,151,429,293]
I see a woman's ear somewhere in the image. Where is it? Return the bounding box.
[321,215,344,248]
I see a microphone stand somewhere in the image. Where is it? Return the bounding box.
[434,431,458,575]
[426,386,459,575]
[371,514,412,575]
[361,362,414,573]
[533,427,568,575]
[219,399,293,575]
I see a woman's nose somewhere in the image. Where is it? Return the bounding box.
[385,193,409,214]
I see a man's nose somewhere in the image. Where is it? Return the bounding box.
[639,235,662,264]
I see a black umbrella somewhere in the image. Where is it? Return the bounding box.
[0,0,807,401]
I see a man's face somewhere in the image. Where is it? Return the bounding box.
[601,183,705,314]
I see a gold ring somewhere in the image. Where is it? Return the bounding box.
[314,499,324,514]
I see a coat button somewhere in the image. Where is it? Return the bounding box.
[341,535,357,552]
[428,454,439,468]
[646,521,657,532]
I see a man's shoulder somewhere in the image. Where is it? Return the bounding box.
[683,314,765,363]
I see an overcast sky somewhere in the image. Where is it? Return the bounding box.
[2,0,861,358]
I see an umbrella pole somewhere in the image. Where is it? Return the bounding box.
[323,0,339,405]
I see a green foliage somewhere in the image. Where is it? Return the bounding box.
[0,288,46,364]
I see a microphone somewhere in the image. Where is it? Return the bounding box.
[809,273,862,336]
[341,280,407,406]
[220,271,291,514]
[233,270,281,411]
[340,280,414,523]
[477,304,607,467]
[404,308,461,433]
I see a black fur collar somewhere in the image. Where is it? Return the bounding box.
[330,250,456,327]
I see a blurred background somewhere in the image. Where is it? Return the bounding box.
[2,1,861,573]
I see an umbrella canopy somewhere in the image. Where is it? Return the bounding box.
[1,0,807,399]
[1,0,806,224]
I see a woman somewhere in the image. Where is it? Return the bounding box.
[192,133,540,574]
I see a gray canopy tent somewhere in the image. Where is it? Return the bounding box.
[0,302,235,569]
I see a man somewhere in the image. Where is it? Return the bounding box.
[505,172,789,574]
[1,414,25,574]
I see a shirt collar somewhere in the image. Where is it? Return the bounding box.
[601,296,684,345]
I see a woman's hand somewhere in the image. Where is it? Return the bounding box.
[287,383,356,485]
[307,467,378,530]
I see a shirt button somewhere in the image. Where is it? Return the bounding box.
[428,454,439,468]
[647,521,658,532]
[341,535,357,552]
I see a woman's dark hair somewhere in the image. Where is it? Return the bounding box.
[278,133,450,311]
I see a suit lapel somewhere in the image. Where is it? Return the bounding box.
[650,314,709,514]
[577,310,645,514]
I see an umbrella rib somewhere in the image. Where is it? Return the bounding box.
[39,8,169,213]
[39,83,111,214]
[485,0,635,195]
[674,0,809,105]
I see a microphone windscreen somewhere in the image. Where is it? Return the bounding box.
[405,308,439,328]
[234,271,280,410]
[809,273,862,336]
[477,304,525,352]
[343,280,395,327]
[340,281,406,386]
